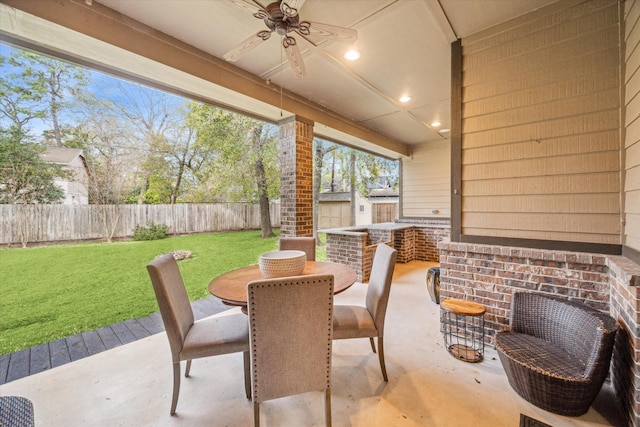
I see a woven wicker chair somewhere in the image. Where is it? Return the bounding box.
[495,292,618,416]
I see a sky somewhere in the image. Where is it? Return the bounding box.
[0,42,188,139]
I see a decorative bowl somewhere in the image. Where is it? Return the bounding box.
[258,250,307,278]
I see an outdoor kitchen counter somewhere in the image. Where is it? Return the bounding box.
[320,222,414,235]
[322,222,451,273]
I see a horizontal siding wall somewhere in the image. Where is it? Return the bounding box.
[0,203,281,245]
[401,140,451,218]
[626,0,640,252]
[461,0,622,244]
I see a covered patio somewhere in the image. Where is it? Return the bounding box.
[0,261,624,426]
[1,0,639,425]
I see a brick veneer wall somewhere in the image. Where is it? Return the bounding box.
[439,241,640,426]
[393,228,415,263]
[415,227,449,262]
[607,256,640,426]
[326,232,379,282]
[368,228,391,245]
[279,117,314,237]
[325,223,450,281]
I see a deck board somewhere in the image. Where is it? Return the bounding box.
[110,322,137,345]
[123,319,152,340]
[95,326,122,350]
[82,330,107,355]
[49,339,71,368]
[29,343,51,375]
[67,334,89,362]
[136,313,164,335]
[6,349,30,383]
[0,354,10,384]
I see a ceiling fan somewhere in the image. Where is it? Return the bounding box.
[223,0,358,78]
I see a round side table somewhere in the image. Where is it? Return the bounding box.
[440,299,486,363]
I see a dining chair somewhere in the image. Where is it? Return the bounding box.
[147,254,251,415]
[278,236,316,261]
[332,243,397,381]
[247,274,334,427]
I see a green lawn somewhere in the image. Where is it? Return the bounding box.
[0,231,290,355]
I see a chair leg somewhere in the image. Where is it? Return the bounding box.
[369,337,377,354]
[243,351,251,399]
[185,359,192,377]
[325,388,332,427]
[170,362,181,415]
[377,336,388,381]
[254,401,260,427]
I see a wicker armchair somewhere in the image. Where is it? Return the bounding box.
[495,292,618,416]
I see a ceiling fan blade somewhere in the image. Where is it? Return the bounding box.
[224,0,265,16]
[299,21,358,41]
[283,36,307,78]
[223,31,272,62]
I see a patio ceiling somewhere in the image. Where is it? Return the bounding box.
[0,0,557,159]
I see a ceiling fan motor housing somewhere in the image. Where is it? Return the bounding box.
[264,1,298,35]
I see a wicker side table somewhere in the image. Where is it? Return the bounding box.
[441,299,486,363]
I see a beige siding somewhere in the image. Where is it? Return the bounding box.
[625,0,640,251]
[461,0,622,244]
[401,141,450,218]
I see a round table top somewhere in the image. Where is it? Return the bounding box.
[208,261,358,306]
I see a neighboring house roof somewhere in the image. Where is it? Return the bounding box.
[319,192,351,202]
[369,188,399,198]
[41,147,84,165]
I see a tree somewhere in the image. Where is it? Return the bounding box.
[251,121,276,237]
[0,128,67,205]
[187,105,279,236]
[313,139,338,240]
[74,100,137,242]
[0,49,89,146]
[0,127,68,246]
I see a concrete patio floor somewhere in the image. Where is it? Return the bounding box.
[0,261,625,426]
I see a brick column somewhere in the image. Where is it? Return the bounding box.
[279,116,313,237]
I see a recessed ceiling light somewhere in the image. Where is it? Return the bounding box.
[431,120,441,127]
[344,50,361,61]
[439,128,450,133]
[399,95,412,103]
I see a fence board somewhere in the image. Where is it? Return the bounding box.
[0,203,281,245]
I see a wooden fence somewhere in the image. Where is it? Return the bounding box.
[0,203,281,245]
[372,203,399,223]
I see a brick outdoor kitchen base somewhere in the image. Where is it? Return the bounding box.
[438,241,640,426]
[323,220,450,282]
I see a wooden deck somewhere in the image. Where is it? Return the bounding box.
[0,297,228,385]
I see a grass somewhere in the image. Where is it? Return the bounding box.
[0,230,289,355]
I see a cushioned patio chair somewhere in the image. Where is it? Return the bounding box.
[247,274,334,427]
[495,292,618,416]
[279,236,316,261]
[332,243,397,381]
[147,254,251,415]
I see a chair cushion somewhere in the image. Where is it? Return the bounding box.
[333,305,377,339]
[180,312,249,360]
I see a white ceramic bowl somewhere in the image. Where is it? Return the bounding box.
[258,250,307,278]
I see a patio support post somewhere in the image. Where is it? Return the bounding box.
[279,116,314,237]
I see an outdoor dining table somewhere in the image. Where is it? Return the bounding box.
[208,261,358,308]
